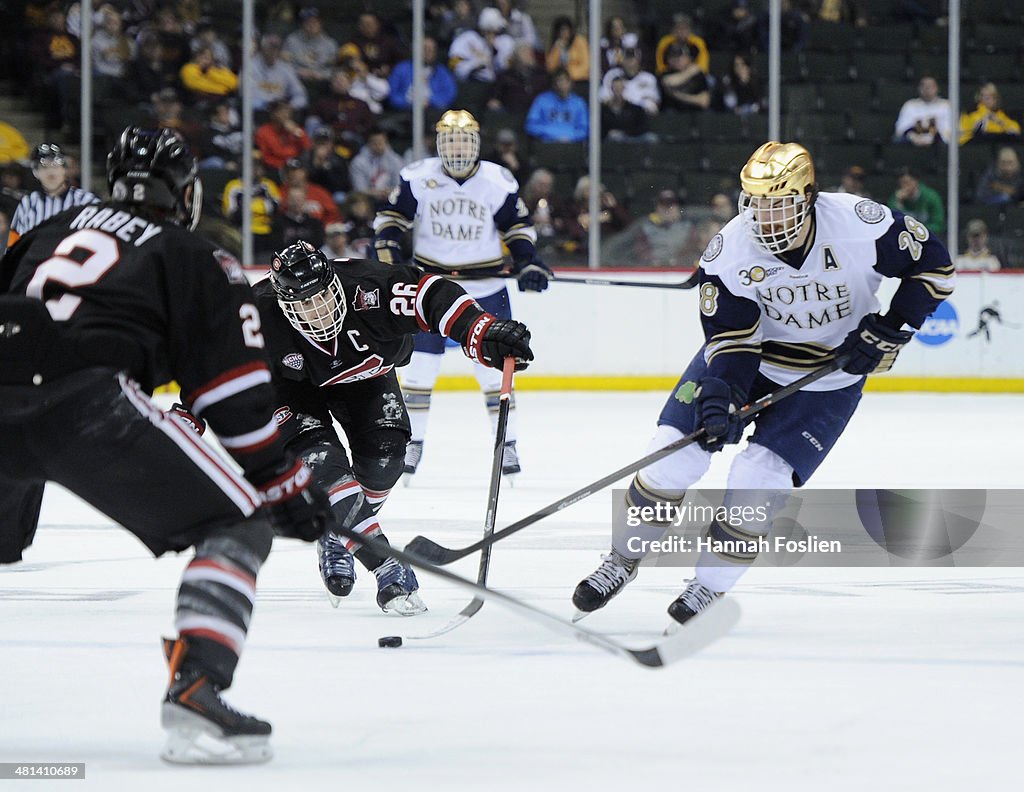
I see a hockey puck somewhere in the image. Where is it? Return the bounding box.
[378,636,403,648]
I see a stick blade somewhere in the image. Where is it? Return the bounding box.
[652,598,741,666]
[404,535,456,564]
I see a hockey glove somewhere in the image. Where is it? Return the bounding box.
[464,314,534,371]
[374,238,403,266]
[253,458,333,542]
[836,313,914,376]
[695,377,745,453]
[513,257,553,292]
[168,403,206,436]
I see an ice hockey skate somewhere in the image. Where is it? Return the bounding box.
[317,532,356,607]
[373,557,427,615]
[403,440,424,481]
[160,638,272,765]
[571,550,639,621]
[666,579,725,633]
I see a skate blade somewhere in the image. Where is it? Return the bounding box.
[161,708,271,765]
[381,591,428,616]
[326,590,342,609]
[571,609,592,623]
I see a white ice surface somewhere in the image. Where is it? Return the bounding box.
[2,392,1023,791]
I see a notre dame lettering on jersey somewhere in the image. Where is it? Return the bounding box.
[253,257,488,387]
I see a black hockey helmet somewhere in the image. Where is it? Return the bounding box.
[31,142,67,168]
[106,126,202,230]
[270,240,347,341]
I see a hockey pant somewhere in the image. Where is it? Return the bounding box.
[0,368,273,689]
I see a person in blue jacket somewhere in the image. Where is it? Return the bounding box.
[525,68,589,143]
[388,36,458,112]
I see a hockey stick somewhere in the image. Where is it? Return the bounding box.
[399,357,515,641]
[406,356,849,565]
[334,521,741,667]
[551,273,699,290]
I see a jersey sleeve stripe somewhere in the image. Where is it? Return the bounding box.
[188,362,272,416]
[439,295,477,338]
[217,417,280,453]
[414,274,442,329]
[705,343,762,365]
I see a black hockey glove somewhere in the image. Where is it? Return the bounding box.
[695,377,745,453]
[513,257,553,292]
[374,238,403,266]
[253,458,333,542]
[835,313,914,376]
[167,403,206,436]
[464,314,534,371]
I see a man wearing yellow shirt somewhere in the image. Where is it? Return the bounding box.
[960,82,1021,145]
[655,13,709,75]
[180,46,238,100]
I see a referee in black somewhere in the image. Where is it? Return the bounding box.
[6,143,98,248]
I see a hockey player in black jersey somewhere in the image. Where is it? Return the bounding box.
[250,240,533,613]
[0,127,333,764]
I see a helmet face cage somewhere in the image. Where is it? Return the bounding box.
[738,141,816,255]
[271,241,348,342]
[436,110,480,178]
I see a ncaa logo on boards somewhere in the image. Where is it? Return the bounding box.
[916,301,958,346]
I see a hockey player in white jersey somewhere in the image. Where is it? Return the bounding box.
[372,109,551,478]
[573,141,954,625]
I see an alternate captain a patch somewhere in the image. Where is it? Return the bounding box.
[354,285,380,311]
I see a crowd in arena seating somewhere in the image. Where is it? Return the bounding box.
[2,0,1024,269]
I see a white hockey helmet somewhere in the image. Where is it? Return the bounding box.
[435,109,481,179]
[738,141,817,255]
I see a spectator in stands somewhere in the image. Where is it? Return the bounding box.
[655,13,709,75]
[283,7,338,86]
[893,76,951,146]
[449,7,515,84]
[0,122,30,165]
[146,88,203,144]
[198,100,243,170]
[525,68,589,143]
[960,83,1022,145]
[887,167,945,236]
[388,36,458,111]
[403,130,438,164]
[807,0,866,26]
[301,127,351,204]
[975,147,1023,206]
[561,175,631,260]
[342,54,391,114]
[280,157,342,227]
[437,0,477,50]
[251,33,308,111]
[706,1,759,55]
[659,44,709,114]
[486,128,526,183]
[341,191,377,257]
[348,128,404,201]
[488,42,548,114]
[189,19,232,68]
[321,221,358,259]
[495,0,540,50]
[0,163,29,255]
[600,15,639,75]
[151,6,191,74]
[92,4,134,79]
[179,45,238,103]
[521,168,567,244]
[28,5,79,128]
[312,68,376,146]
[830,165,872,198]
[256,99,312,171]
[602,75,654,141]
[710,191,738,222]
[339,11,404,78]
[601,47,660,115]
[757,0,809,54]
[954,219,1002,272]
[624,189,696,267]
[175,0,203,34]
[714,53,761,116]
[223,154,282,261]
[545,16,590,82]
[129,33,178,104]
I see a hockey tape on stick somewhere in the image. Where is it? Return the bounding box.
[406,356,850,564]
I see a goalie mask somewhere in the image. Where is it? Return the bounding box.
[106,126,203,231]
[435,109,480,179]
[738,141,817,255]
[270,241,347,342]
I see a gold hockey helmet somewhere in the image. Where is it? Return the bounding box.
[435,109,481,178]
[738,142,817,254]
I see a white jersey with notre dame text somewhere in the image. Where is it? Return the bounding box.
[699,192,954,391]
[373,157,535,299]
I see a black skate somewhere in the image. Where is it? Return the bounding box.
[501,440,521,476]
[571,550,639,621]
[317,531,356,607]
[160,637,272,765]
[373,557,427,615]
[667,579,724,631]
[403,440,424,484]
